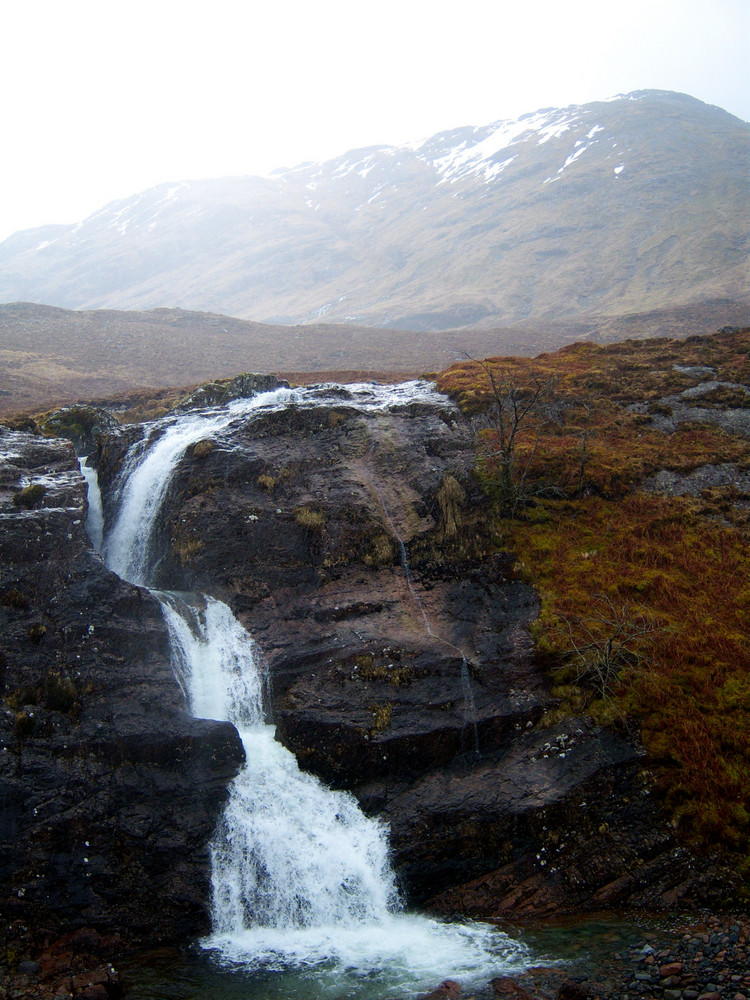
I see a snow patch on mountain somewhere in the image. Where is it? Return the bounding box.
[144,183,191,231]
[313,105,604,191]
[602,92,648,103]
[430,125,523,182]
[109,204,135,236]
[420,108,592,183]
[534,113,579,145]
[61,183,194,244]
[557,138,598,175]
[276,102,627,198]
[309,294,346,319]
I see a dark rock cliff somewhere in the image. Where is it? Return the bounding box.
[0,385,733,953]
[93,387,732,920]
[0,429,243,950]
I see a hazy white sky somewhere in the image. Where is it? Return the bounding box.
[1,0,748,242]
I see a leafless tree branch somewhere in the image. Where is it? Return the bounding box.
[554,593,665,704]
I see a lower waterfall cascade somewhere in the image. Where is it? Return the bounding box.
[88,382,534,995]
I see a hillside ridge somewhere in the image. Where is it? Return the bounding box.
[1,90,747,330]
[2,298,750,416]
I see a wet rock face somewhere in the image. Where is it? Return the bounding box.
[37,405,120,455]
[272,553,543,790]
[0,428,243,948]
[89,390,723,917]
[1,385,731,949]
[171,372,291,413]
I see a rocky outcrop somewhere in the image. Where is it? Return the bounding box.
[170,372,290,412]
[36,405,120,455]
[0,428,243,953]
[90,385,732,918]
[2,379,737,960]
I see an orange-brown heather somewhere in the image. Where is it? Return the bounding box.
[437,328,750,870]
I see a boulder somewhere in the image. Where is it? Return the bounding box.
[37,405,120,454]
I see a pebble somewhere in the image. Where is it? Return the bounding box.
[613,916,750,1000]
[16,960,41,976]
[475,914,750,1000]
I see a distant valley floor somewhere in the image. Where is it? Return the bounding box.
[1,297,748,415]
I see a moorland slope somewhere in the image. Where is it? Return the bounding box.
[2,298,748,417]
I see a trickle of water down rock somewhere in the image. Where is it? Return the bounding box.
[95,382,531,993]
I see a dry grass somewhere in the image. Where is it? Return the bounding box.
[437,327,750,410]
[2,299,747,417]
[439,327,750,858]
[512,495,750,851]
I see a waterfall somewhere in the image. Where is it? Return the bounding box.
[159,592,268,727]
[79,455,104,553]
[103,381,446,584]
[93,382,530,992]
[103,388,294,583]
[159,591,400,947]
[461,660,481,759]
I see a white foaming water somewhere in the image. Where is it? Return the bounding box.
[103,381,449,585]
[160,584,529,990]
[211,727,399,933]
[104,388,291,582]
[98,381,532,993]
[159,593,267,728]
[78,456,104,552]
[210,913,527,988]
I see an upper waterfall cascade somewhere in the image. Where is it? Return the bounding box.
[104,381,450,585]
[91,381,531,992]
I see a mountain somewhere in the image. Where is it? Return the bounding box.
[1,91,747,331]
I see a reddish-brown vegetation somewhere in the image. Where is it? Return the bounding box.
[438,328,750,865]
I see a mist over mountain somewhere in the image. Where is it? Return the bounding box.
[2,91,747,331]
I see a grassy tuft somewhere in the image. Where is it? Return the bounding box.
[294,506,326,531]
[192,439,215,459]
[12,484,46,508]
[370,702,393,733]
